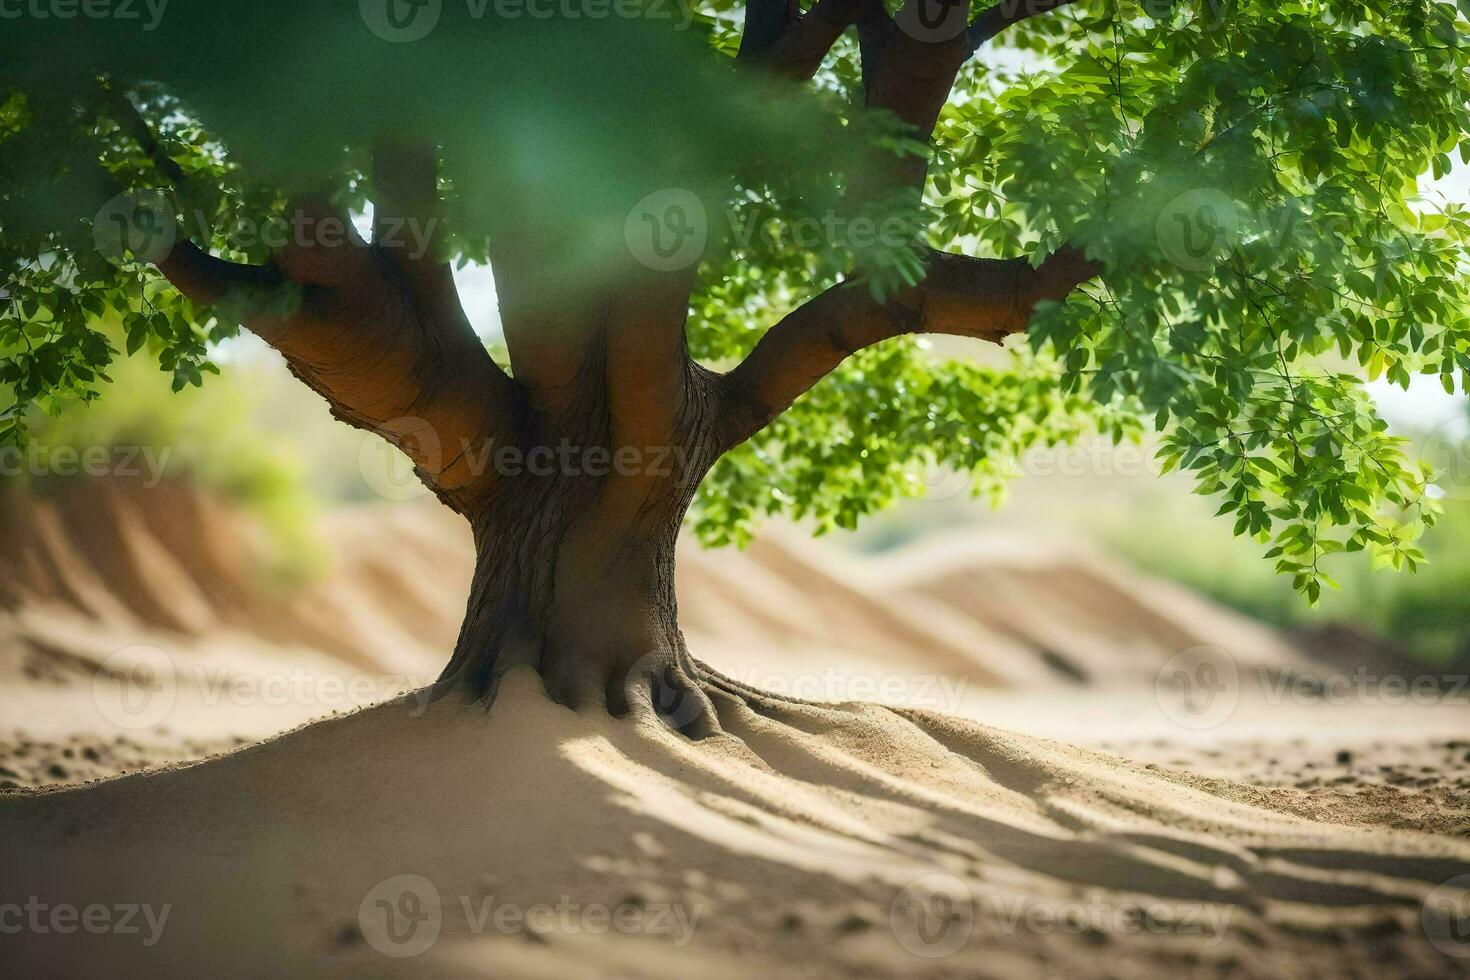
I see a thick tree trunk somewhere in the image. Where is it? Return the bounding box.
[433,382,724,737]
[128,0,1106,741]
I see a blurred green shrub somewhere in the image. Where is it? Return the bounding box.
[1,336,324,582]
[1096,449,1470,669]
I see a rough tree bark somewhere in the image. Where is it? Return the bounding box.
[147,0,1099,735]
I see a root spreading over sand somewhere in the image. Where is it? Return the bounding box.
[4,667,1467,978]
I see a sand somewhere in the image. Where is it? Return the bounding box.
[4,669,1470,977]
[5,482,1470,977]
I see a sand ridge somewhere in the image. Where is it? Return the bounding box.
[1,481,1336,734]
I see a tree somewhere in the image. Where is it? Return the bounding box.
[2,0,1468,734]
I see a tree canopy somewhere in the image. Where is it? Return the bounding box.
[2,0,1469,603]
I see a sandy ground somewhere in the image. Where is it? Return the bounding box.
[8,689,1470,837]
[3,672,1470,978]
[4,483,1470,977]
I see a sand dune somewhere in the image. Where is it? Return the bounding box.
[0,480,1327,731]
[4,670,1468,977]
[879,532,1322,686]
[0,480,460,681]
[3,480,994,691]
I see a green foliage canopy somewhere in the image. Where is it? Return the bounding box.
[2,0,1469,601]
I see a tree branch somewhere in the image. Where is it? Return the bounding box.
[720,0,1100,451]
[761,0,860,79]
[716,245,1099,449]
[738,0,801,61]
[968,0,1084,49]
[858,6,975,197]
[156,219,520,508]
[98,84,187,187]
[370,138,488,359]
[854,0,893,92]
[151,238,284,303]
[487,233,611,419]
[856,0,1087,195]
[100,87,521,507]
[372,139,446,270]
[740,0,892,82]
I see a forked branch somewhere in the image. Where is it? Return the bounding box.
[715,0,1100,453]
[738,0,801,60]
[758,0,863,79]
[857,0,1086,192]
[156,215,519,509]
[102,87,521,506]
